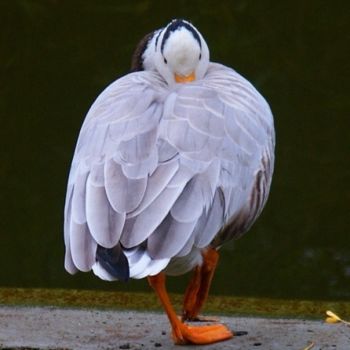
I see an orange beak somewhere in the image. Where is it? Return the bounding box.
[174,71,196,83]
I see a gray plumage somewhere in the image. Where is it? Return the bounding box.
[64,62,275,281]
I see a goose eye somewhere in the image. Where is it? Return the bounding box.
[163,57,168,64]
[199,53,202,60]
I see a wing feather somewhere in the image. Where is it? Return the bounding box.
[70,168,89,225]
[128,160,179,218]
[194,189,224,248]
[69,221,97,272]
[170,177,204,223]
[120,151,158,179]
[224,106,259,156]
[165,119,212,152]
[125,247,151,277]
[147,214,198,259]
[64,189,78,274]
[118,128,157,163]
[132,258,170,279]
[120,182,187,248]
[85,172,125,248]
[105,159,147,213]
[174,95,225,138]
[176,235,195,258]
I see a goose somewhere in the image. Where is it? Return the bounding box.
[64,19,275,345]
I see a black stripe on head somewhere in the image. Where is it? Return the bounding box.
[161,19,202,53]
[155,30,162,51]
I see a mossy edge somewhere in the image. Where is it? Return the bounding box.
[0,288,349,320]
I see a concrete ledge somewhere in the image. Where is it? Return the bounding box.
[1,289,349,349]
[0,305,349,350]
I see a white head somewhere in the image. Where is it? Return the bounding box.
[137,19,210,85]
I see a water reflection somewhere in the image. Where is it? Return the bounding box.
[0,1,349,300]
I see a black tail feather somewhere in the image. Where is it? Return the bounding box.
[96,244,130,282]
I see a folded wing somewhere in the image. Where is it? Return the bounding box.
[64,63,275,280]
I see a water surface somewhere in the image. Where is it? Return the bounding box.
[0,0,349,300]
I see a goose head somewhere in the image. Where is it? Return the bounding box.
[131,19,210,85]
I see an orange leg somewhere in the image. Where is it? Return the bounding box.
[182,248,219,321]
[148,272,233,345]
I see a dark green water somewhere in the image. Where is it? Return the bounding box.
[1,0,349,300]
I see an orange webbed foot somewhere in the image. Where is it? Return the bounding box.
[148,272,232,345]
[172,322,233,345]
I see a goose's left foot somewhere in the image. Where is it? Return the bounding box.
[172,322,233,345]
[148,272,232,345]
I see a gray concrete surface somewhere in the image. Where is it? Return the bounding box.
[0,306,349,350]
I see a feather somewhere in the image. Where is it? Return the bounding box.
[224,107,258,155]
[89,161,105,186]
[147,214,197,259]
[157,138,178,163]
[176,234,195,257]
[177,84,213,99]
[120,150,158,179]
[95,244,129,282]
[92,83,156,123]
[166,119,211,153]
[179,155,212,174]
[120,183,186,248]
[86,174,125,248]
[64,190,78,274]
[92,261,117,281]
[124,246,170,279]
[64,239,78,274]
[125,247,152,277]
[133,258,170,279]
[69,221,97,272]
[234,110,266,146]
[203,95,225,118]
[174,103,225,138]
[70,169,89,225]
[105,159,147,213]
[118,128,158,163]
[164,248,202,276]
[128,160,179,218]
[194,189,224,248]
[170,177,204,223]
[166,164,194,188]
